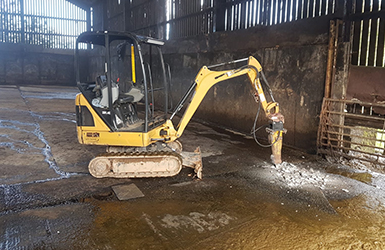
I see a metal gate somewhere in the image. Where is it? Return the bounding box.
[318,98,385,171]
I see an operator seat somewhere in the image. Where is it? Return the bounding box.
[93,75,107,97]
[116,80,144,105]
[113,80,144,129]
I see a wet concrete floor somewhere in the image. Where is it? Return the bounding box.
[1,85,385,249]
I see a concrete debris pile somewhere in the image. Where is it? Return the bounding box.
[271,162,328,189]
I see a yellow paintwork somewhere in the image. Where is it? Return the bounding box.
[76,56,282,149]
[270,130,283,164]
[76,93,178,147]
[175,56,279,137]
[131,44,136,83]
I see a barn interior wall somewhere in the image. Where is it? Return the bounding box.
[97,1,332,152]
[0,43,75,86]
[162,17,330,153]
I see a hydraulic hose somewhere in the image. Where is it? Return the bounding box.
[227,64,280,148]
[251,100,280,147]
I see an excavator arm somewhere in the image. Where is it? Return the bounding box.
[168,56,285,164]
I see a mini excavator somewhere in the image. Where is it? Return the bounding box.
[75,31,285,179]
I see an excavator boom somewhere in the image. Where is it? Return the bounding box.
[164,56,285,164]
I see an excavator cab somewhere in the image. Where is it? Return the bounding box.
[75,31,169,135]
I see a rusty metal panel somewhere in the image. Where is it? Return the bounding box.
[346,66,385,106]
[318,98,385,172]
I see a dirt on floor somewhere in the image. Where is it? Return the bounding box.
[1,85,385,250]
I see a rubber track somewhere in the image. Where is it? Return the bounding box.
[97,150,182,159]
[89,151,183,178]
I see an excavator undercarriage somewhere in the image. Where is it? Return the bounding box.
[88,141,203,178]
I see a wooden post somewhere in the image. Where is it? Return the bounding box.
[324,20,337,99]
[214,0,226,32]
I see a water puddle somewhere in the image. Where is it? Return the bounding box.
[160,211,236,233]
[326,166,373,185]
[1,184,47,211]
[31,112,76,124]
[0,118,75,179]
[0,115,81,191]
[21,92,78,100]
[0,225,21,250]
[193,195,385,249]
[70,171,385,250]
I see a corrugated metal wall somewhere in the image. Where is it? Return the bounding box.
[101,0,385,69]
[128,0,337,39]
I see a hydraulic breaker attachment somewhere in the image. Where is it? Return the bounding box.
[267,113,286,165]
[269,130,283,164]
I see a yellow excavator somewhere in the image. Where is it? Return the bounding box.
[75,31,285,179]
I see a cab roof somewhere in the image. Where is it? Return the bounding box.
[76,31,164,47]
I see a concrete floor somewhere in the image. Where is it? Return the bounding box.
[1,85,385,249]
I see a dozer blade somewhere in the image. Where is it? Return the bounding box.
[180,147,203,179]
[89,152,183,178]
